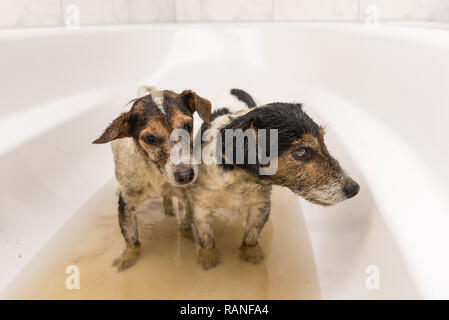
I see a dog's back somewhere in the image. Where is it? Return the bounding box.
[199,88,257,138]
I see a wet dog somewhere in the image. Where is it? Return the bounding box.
[93,86,211,271]
[189,89,360,269]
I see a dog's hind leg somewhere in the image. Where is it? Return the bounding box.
[112,192,141,271]
[177,195,193,239]
[163,195,174,216]
[239,201,271,264]
[170,188,193,238]
[192,206,220,270]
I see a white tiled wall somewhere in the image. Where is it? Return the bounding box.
[274,0,359,22]
[1,0,448,28]
[359,0,449,22]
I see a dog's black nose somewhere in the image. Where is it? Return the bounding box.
[344,182,360,198]
[174,168,195,184]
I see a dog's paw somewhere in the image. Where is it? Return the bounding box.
[179,228,193,239]
[197,247,220,270]
[112,245,140,272]
[239,243,264,264]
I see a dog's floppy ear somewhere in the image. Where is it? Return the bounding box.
[92,112,132,144]
[181,90,212,124]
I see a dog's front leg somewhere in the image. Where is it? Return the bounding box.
[192,206,220,270]
[239,201,271,264]
[112,192,141,271]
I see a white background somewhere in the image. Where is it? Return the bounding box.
[1,0,449,28]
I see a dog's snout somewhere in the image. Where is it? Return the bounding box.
[344,182,360,199]
[174,168,195,184]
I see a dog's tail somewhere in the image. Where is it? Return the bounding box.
[137,85,158,98]
[230,88,257,109]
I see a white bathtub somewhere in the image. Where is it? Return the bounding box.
[1,23,449,299]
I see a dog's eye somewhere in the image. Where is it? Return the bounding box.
[183,122,193,133]
[292,147,314,161]
[143,135,158,145]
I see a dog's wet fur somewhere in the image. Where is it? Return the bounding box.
[229,88,257,109]
[93,87,211,271]
[190,90,359,269]
[94,87,359,271]
[220,102,359,205]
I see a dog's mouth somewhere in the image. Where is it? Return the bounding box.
[307,198,334,207]
[169,178,196,187]
[292,188,341,207]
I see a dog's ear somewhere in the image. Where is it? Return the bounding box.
[92,112,132,144]
[181,90,212,124]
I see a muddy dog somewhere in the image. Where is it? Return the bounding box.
[93,86,211,271]
[189,90,360,269]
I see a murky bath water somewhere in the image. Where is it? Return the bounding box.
[1,180,320,299]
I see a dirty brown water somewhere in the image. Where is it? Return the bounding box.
[1,180,321,299]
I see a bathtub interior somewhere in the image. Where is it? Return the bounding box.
[1,23,448,299]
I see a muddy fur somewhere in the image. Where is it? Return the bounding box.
[163,195,174,216]
[189,89,359,269]
[93,86,211,271]
[197,247,221,270]
[239,243,264,264]
[179,228,194,239]
[112,241,141,272]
